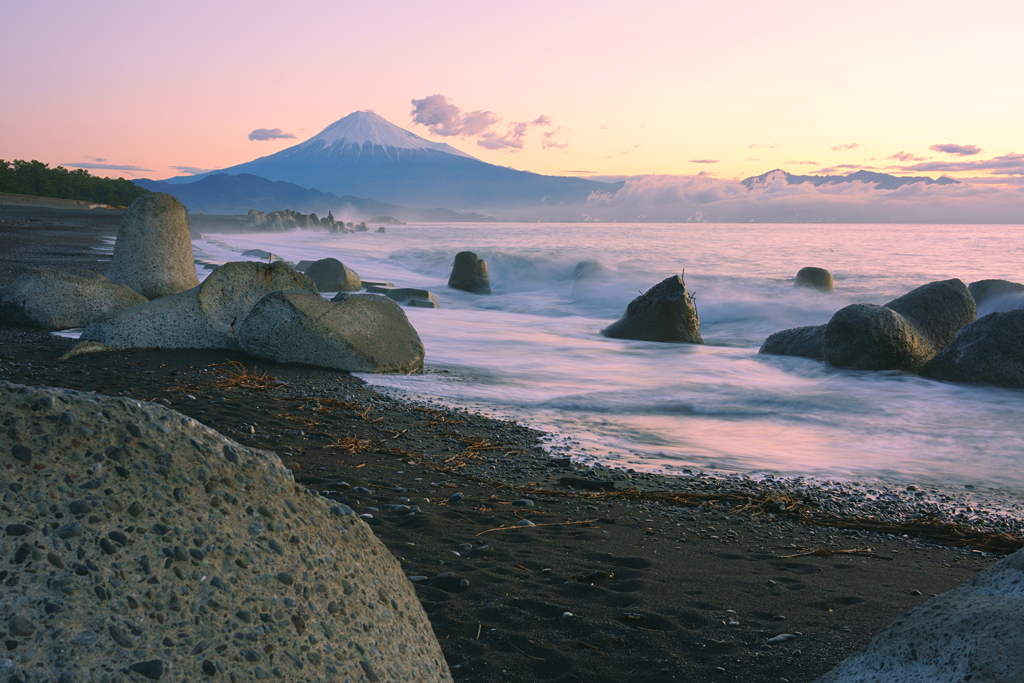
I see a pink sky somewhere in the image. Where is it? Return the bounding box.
[3,0,1023,188]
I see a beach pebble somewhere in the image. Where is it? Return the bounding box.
[514,519,536,527]
[511,499,534,507]
[449,492,465,502]
[562,612,573,618]
[766,634,797,644]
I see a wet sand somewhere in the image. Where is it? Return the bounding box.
[0,204,1014,682]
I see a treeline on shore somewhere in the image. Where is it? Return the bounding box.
[0,159,150,207]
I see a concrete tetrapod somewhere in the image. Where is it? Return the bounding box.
[0,381,453,683]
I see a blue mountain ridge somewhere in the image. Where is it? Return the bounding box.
[742,169,959,191]
[162,111,623,211]
[134,173,492,220]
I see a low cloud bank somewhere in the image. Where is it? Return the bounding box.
[583,173,1024,223]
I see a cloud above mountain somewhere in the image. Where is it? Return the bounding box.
[902,153,1024,176]
[930,143,982,156]
[248,128,296,141]
[583,172,1024,223]
[410,95,564,151]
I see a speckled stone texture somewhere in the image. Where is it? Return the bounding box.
[758,324,825,360]
[0,381,452,683]
[240,291,425,374]
[815,547,1024,683]
[81,262,318,351]
[0,268,147,330]
[105,194,199,299]
[920,310,1024,388]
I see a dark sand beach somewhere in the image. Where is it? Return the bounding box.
[1,204,1017,682]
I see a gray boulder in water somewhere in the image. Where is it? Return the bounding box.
[239,291,424,373]
[82,261,317,350]
[448,251,491,294]
[571,260,612,298]
[0,381,453,683]
[105,193,199,298]
[795,267,834,291]
[602,274,704,344]
[0,268,146,330]
[758,324,825,360]
[969,278,1024,315]
[304,257,362,292]
[822,279,975,372]
[919,310,1024,388]
[814,547,1024,683]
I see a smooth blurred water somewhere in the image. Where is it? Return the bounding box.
[193,223,1024,495]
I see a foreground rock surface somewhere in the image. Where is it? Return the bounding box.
[815,547,1024,683]
[82,261,317,350]
[304,257,362,292]
[448,251,491,294]
[240,290,425,373]
[920,310,1024,388]
[0,267,146,330]
[105,193,199,298]
[602,274,704,344]
[0,381,452,683]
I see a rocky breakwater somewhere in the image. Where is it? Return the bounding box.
[0,381,452,683]
[601,273,704,344]
[105,193,199,299]
[760,279,975,371]
[0,268,146,330]
[815,547,1024,682]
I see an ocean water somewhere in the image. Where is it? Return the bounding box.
[192,223,1024,499]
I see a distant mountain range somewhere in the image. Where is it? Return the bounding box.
[134,173,492,221]
[160,111,623,210]
[742,169,959,191]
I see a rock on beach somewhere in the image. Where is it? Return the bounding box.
[602,273,704,344]
[0,267,146,330]
[304,257,362,292]
[0,380,452,683]
[82,261,317,350]
[240,290,425,373]
[795,267,834,291]
[919,309,1024,388]
[448,251,491,294]
[105,193,199,298]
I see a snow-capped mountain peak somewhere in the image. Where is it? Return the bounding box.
[300,110,477,159]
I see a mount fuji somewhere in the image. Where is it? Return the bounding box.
[164,111,622,211]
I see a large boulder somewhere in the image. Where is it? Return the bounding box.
[758,324,825,360]
[969,278,1024,316]
[822,279,975,371]
[815,547,1024,683]
[601,274,704,344]
[105,193,199,298]
[919,310,1024,388]
[0,267,146,330]
[0,381,452,683]
[386,287,440,308]
[795,267,834,291]
[448,251,492,294]
[239,291,425,373]
[304,257,362,292]
[82,261,317,350]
